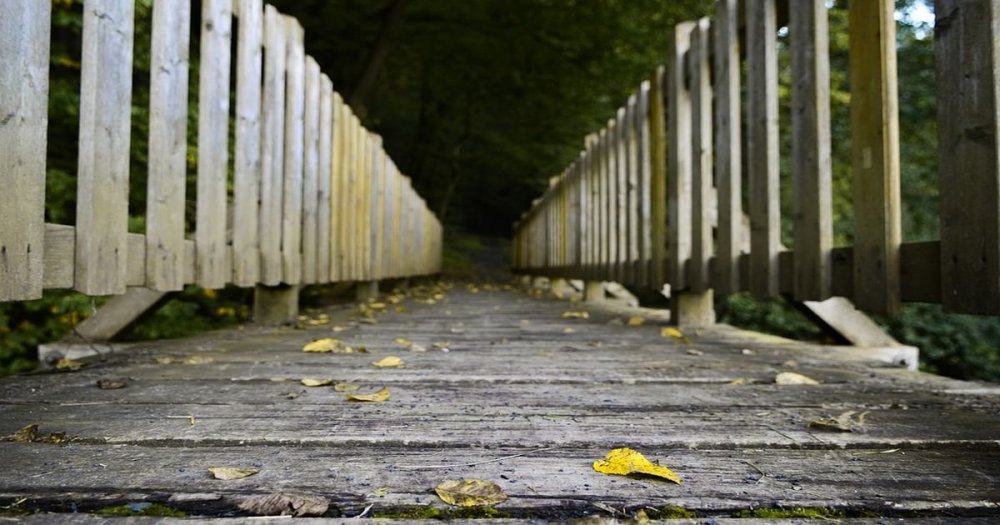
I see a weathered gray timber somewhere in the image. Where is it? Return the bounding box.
[1,286,998,521]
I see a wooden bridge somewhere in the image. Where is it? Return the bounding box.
[2,0,1000,522]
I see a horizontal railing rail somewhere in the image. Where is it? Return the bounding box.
[513,0,999,317]
[0,0,442,304]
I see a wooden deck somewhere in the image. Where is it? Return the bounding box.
[1,282,999,522]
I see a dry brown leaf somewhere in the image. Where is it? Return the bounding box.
[331,325,349,333]
[301,378,333,387]
[686,349,704,356]
[302,338,345,353]
[372,356,404,368]
[809,410,869,432]
[775,372,820,385]
[182,355,213,365]
[238,493,328,517]
[8,424,38,443]
[592,448,681,484]
[394,337,413,347]
[346,387,390,402]
[561,311,590,319]
[209,467,260,480]
[409,344,427,353]
[333,383,360,392]
[434,479,508,507]
[96,379,128,390]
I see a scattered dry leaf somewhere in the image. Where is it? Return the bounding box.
[395,306,410,313]
[394,337,413,347]
[808,410,869,432]
[238,493,328,517]
[409,344,427,353]
[434,479,508,507]
[9,424,38,443]
[432,341,451,352]
[627,316,645,326]
[331,325,349,333]
[592,448,681,484]
[285,392,300,400]
[741,348,755,355]
[333,383,361,392]
[96,379,128,390]
[209,467,260,480]
[563,327,576,334]
[302,338,363,353]
[775,372,820,385]
[686,349,704,356]
[661,327,684,339]
[346,387,390,402]
[561,311,590,319]
[55,357,85,371]
[182,355,213,365]
[301,378,333,387]
[372,356,404,368]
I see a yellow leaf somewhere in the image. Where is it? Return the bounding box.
[394,337,412,347]
[395,305,410,313]
[302,338,344,353]
[55,357,85,371]
[346,387,390,402]
[434,479,508,507]
[409,344,427,352]
[372,356,404,368]
[563,327,576,334]
[627,316,645,326]
[333,382,360,392]
[331,325,349,333]
[661,327,683,339]
[368,302,387,310]
[592,448,681,484]
[561,311,590,319]
[9,424,38,443]
[209,467,260,480]
[182,355,213,364]
[775,372,820,385]
[301,377,333,387]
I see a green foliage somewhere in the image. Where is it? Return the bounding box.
[719,294,825,343]
[0,291,101,375]
[736,507,844,519]
[442,231,485,278]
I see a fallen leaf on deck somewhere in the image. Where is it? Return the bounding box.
[809,410,869,432]
[563,327,576,334]
[409,344,427,352]
[209,467,260,480]
[372,356,404,368]
[333,382,360,392]
[182,355,213,365]
[371,487,390,497]
[627,316,645,326]
[592,448,681,484]
[368,302,387,310]
[55,357,85,371]
[561,311,590,319]
[434,479,508,507]
[395,306,409,313]
[302,338,352,353]
[346,387,390,402]
[331,325,349,333]
[285,392,300,399]
[301,378,333,387]
[686,349,704,356]
[775,372,820,385]
[238,493,328,517]
[8,424,38,443]
[432,341,451,352]
[661,327,683,339]
[394,337,412,347]
[96,379,128,390]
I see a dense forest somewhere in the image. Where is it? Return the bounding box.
[1,0,998,382]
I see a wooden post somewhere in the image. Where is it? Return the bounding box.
[791,0,833,301]
[849,0,901,314]
[75,0,135,296]
[254,284,299,325]
[747,0,781,298]
[936,0,1000,314]
[317,75,334,284]
[301,56,321,285]
[690,18,713,293]
[667,22,696,291]
[714,0,743,296]
[232,0,263,287]
[649,67,668,288]
[0,1,50,301]
[670,289,716,327]
[355,280,379,302]
[584,281,605,303]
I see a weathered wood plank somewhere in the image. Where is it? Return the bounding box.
[259,5,286,286]
[849,0,902,314]
[317,75,334,284]
[0,0,50,301]
[713,0,743,297]
[690,18,713,293]
[231,0,263,287]
[281,17,305,285]
[667,22,696,291]
[790,0,833,301]
[746,0,781,298]
[195,0,233,289]
[301,56,321,285]
[936,0,1000,315]
[75,0,135,296]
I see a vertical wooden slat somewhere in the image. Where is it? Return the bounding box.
[608,117,622,282]
[667,22,695,290]
[329,92,344,282]
[690,18,713,293]
[625,98,640,285]
[75,0,135,296]
[936,0,1000,314]
[849,0,901,313]
[649,68,668,288]
[596,128,608,277]
[195,0,232,289]
[231,0,262,287]
[301,56,321,284]
[636,81,652,287]
[0,2,51,301]
[791,0,833,301]
[260,5,286,286]
[146,0,190,292]
[382,159,396,278]
[714,0,743,296]
[317,75,333,284]
[281,17,305,284]
[370,135,384,280]
[746,0,781,298]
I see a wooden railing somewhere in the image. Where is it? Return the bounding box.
[0,0,442,304]
[513,0,1000,318]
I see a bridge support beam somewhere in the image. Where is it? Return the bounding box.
[254,284,299,325]
[355,281,379,302]
[583,281,605,303]
[671,290,715,327]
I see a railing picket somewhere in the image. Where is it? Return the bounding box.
[746,0,781,298]
[301,56,321,284]
[260,5,286,286]
[232,0,263,287]
[714,0,743,296]
[610,116,623,282]
[849,0,902,314]
[649,68,668,288]
[330,92,345,282]
[0,2,51,301]
[281,17,305,285]
[317,75,333,283]
[370,135,385,280]
[75,0,135,296]
[690,18,713,293]
[936,0,1000,315]
[667,22,695,291]
[625,97,640,286]
[636,81,652,287]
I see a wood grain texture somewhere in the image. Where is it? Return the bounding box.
[317,75,334,283]
[713,0,743,297]
[746,0,781,298]
[0,0,50,301]
[690,18,713,293]
[259,5,286,286]
[648,68,668,288]
[635,81,652,287]
[195,0,233,289]
[935,0,1000,314]
[667,22,695,290]
[301,56,321,285]
[75,0,135,296]
[370,135,385,279]
[849,0,902,314]
[231,0,263,287]
[330,92,345,282]
[281,17,305,285]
